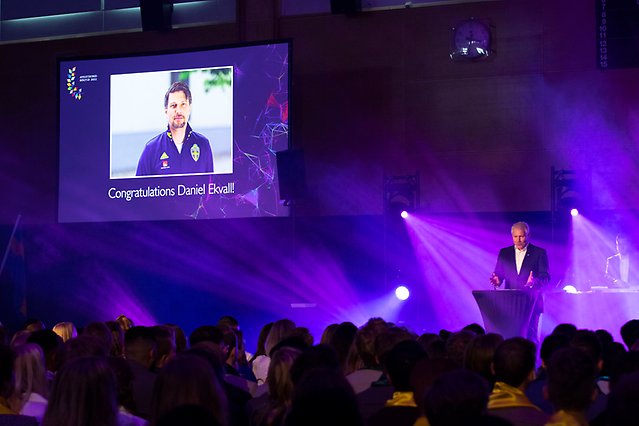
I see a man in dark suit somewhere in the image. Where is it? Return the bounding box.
[605,233,637,288]
[489,222,550,343]
[490,222,550,290]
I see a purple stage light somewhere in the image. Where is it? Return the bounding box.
[401,210,409,219]
[570,208,579,217]
[395,286,410,301]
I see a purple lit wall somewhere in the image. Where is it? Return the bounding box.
[1,0,639,348]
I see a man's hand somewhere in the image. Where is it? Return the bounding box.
[525,271,535,288]
[489,272,501,288]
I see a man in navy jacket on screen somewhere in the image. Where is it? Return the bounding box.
[136,81,214,176]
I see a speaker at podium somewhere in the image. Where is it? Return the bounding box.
[472,289,542,339]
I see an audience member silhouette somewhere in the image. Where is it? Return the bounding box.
[218,315,241,331]
[551,323,578,339]
[51,322,76,343]
[604,370,639,426]
[152,325,176,371]
[545,347,597,426]
[185,343,251,426]
[462,323,486,335]
[444,330,475,367]
[356,325,415,421]
[410,357,461,426]
[0,349,38,426]
[116,315,134,332]
[42,356,119,426]
[248,346,301,426]
[83,321,114,356]
[25,330,61,384]
[487,337,549,426]
[525,332,570,413]
[106,320,125,358]
[570,330,607,421]
[368,339,426,426]
[345,318,388,393]
[290,327,314,348]
[10,343,48,421]
[107,356,146,424]
[620,318,639,350]
[156,404,222,426]
[327,321,357,373]
[124,326,157,419]
[0,344,17,414]
[148,354,227,426]
[21,320,45,334]
[463,333,504,388]
[422,369,495,426]
[285,367,364,426]
[253,319,296,385]
[164,324,187,354]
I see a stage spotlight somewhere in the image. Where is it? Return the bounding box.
[570,208,579,217]
[395,286,410,301]
[562,285,578,294]
[400,210,409,219]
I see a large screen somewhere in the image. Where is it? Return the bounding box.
[58,41,290,222]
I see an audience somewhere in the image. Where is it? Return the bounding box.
[4,314,639,426]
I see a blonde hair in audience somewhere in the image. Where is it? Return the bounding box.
[264,319,296,357]
[52,322,77,342]
[10,343,48,412]
[116,315,133,332]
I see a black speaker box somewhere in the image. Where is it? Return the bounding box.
[331,0,362,15]
[140,0,173,32]
[276,150,307,201]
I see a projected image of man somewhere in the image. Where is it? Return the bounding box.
[136,81,214,176]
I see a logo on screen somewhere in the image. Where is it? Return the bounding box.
[66,67,82,101]
[191,144,201,162]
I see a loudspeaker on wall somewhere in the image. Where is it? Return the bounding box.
[276,149,307,202]
[140,0,174,31]
[331,0,362,15]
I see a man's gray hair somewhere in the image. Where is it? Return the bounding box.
[511,221,530,235]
